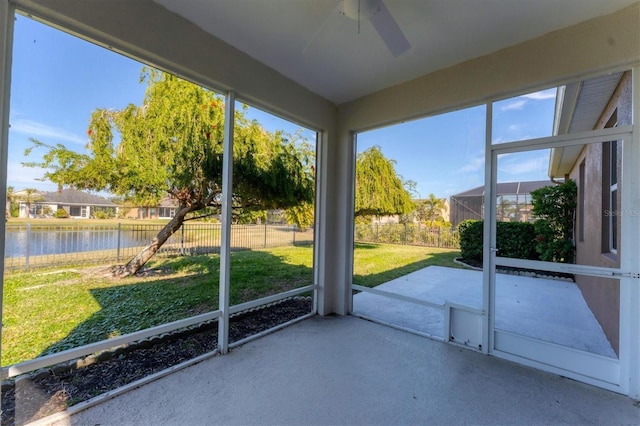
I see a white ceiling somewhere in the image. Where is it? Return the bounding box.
[153,0,638,105]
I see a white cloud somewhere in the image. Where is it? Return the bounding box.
[9,119,85,145]
[500,99,527,111]
[499,156,547,175]
[522,89,556,101]
[6,160,47,189]
[459,155,484,173]
[508,124,522,132]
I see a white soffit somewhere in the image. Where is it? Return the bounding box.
[550,72,624,178]
[152,0,638,105]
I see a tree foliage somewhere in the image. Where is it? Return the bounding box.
[354,146,414,217]
[24,68,314,276]
[415,193,445,228]
[285,202,314,231]
[531,179,577,263]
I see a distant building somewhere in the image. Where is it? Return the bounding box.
[16,189,117,219]
[123,196,179,220]
[371,198,450,226]
[449,181,551,227]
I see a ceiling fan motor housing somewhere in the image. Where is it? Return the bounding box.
[343,0,380,20]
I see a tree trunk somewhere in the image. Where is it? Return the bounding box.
[114,204,200,277]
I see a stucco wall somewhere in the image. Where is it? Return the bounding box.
[570,71,632,355]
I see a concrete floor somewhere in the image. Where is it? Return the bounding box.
[54,315,638,426]
[353,266,616,357]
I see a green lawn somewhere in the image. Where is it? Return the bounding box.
[2,243,460,366]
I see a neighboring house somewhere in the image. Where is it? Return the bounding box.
[550,70,632,356]
[449,181,550,227]
[371,198,450,226]
[17,189,118,219]
[124,196,179,220]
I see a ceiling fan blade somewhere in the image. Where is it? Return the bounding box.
[302,0,342,54]
[369,0,410,57]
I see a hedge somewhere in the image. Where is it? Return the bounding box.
[458,219,538,263]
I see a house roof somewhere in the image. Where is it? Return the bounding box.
[38,189,116,207]
[450,180,551,198]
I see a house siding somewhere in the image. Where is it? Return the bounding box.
[570,71,631,356]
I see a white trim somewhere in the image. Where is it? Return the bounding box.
[482,101,494,356]
[492,126,633,155]
[218,91,235,354]
[312,131,321,315]
[352,284,444,310]
[0,0,15,382]
[620,66,640,399]
[351,312,446,342]
[494,330,620,385]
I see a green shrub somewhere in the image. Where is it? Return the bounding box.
[458,219,538,263]
[496,221,538,259]
[531,180,576,263]
[54,208,69,218]
[458,220,483,262]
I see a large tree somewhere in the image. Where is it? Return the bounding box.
[25,68,314,276]
[354,146,414,218]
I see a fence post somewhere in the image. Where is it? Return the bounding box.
[181,225,185,255]
[292,226,296,246]
[116,223,121,263]
[375,224,379,242]
[264,223,267,248]
[404,223,407,245]
[25,222,31,271]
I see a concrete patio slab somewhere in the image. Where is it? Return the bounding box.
[353,266,616,357]
[54,315,637,426]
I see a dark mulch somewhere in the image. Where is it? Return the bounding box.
[1,297,312,426]
[457,258,574,281]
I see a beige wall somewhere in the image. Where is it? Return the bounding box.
[570,72,632,355]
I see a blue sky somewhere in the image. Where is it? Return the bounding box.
[357,89,557,198]
[8,16,313,192]
[9,15,557,198]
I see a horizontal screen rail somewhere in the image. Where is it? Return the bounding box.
[4,310,222,378]
[352,284,444,310]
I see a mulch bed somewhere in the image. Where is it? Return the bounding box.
[456,258,575,281]
[1,297,312,426]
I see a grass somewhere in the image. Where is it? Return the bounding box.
[1,243,459,366]
[352,242,462,287]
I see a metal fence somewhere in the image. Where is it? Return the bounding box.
[4,222,456,273]
[4,223,314,273]
[354,223,459,249]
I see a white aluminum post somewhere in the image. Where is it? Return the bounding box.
[312,131,321,314]
[0,0,15,408]
[0,3,14,333]
[482,101,495,355]
[218,91,235,354]
[622,66,640,399]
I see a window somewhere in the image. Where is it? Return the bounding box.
[608,140,618,253]
[158,207,176,218]
[578,161,585,242]
[601,111,618,255]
